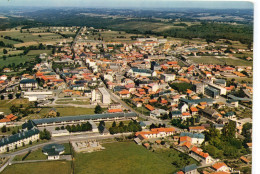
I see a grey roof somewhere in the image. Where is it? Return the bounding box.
[180,132,205,139]
[227,94,252,101]
[22,120,37,130]
[132,68,152,74]
[201,107,217,116]
[205,86,220,95]
[42,143,65,156]
[20,79,37,84]
[182,164,197,172]
[0,128,40,147]
[171,110,182,115]
[180,98,214,105]
[32,112,137,125]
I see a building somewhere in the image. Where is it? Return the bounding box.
[180,132,205,145]
[161,74,176,82]
[190,146,213,164]
[42,143,65,160]
[211,162,230,172]
[28,112,138,127]
[98,87,111,104]
[175,164,198,174]
[150,109,168,119]
[135,127,175,139]
[189,126,206,133]
[20,79,38,89]
[0,128,40,153]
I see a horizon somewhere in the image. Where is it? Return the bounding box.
[0,0,254,9]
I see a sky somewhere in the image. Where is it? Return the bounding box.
[0,0,254,9]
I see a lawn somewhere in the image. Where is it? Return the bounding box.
[74,142,198,174]
[2,161,71,174]
[0,99,31,114]
[13,149,47,161]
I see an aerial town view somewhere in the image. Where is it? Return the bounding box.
[0,0,255,174]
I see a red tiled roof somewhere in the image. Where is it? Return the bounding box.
[145,104,155,111]
[212,162,227,170]
[108,109,123,113]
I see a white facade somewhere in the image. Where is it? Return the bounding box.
[98,87,111,104]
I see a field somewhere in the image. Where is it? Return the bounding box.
[0,55,35,68]
[2,161,72,174]
[0,99,31,114]
[188,56,253,66]
[26,49,52,56]
[74,142,198,174]
[20,107,96,121]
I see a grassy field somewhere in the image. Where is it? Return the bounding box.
[20,107,96,120]
[0,55,35,68]
[2,161,72,174]
[27,49,52,56]
[0,99,31,114]
[188,56,253,66]
[0,29,66,47]
[74,142,198,174]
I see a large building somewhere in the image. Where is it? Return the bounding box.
[26,112,138,127]
[98,87,111,104]
[0,128,40,153]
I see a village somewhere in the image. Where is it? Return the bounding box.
[0,25,253,174]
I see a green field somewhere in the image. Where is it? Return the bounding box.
[2,161,71,174]
[0,99,31,114]
[27,49,52,56]
[74,142,198,174]
[0,55,34,68]
[188,56,253,66]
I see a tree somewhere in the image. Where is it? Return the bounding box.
[3,49,7,54]
[222,121,236,139]
[56,112,60,117]
[15,93,21,99]
[40,129,51,140]
[94,105,103,114]
[0,95,4,100]
[112,121,117,127]
[1,126,7,133]
[98,121,105,133]
[8,94,13,99]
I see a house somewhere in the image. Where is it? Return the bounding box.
[180,132,205,145]
[42,143,65,160]
[212,162,230,172]
[171,110,182,118]
[48,108,57,117]
[189,126,206,133]
[0,114,18,127]
[150,109,168,119]
[175,164,198,174]
[0,128,40,153]
[135,127,175,139]
[240,156,250,164]
[107,109,123,113]
[20,79,38,89]
[181,112,192,120]
[200,107,219,120]
[190,146,213,164]
[190,107,198,115]
[179,103,189,113]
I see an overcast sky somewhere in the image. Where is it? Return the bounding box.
[0,0,254,9]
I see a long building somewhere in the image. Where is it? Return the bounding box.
[30,112,138,127]
[0,128,40,153]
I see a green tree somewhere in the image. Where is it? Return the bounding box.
[1,126,7,133]
[3,49,7,54]
[94,105,103,114]
[112,121,117,127]
[40,129,51,140]
[222,121,236,139]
